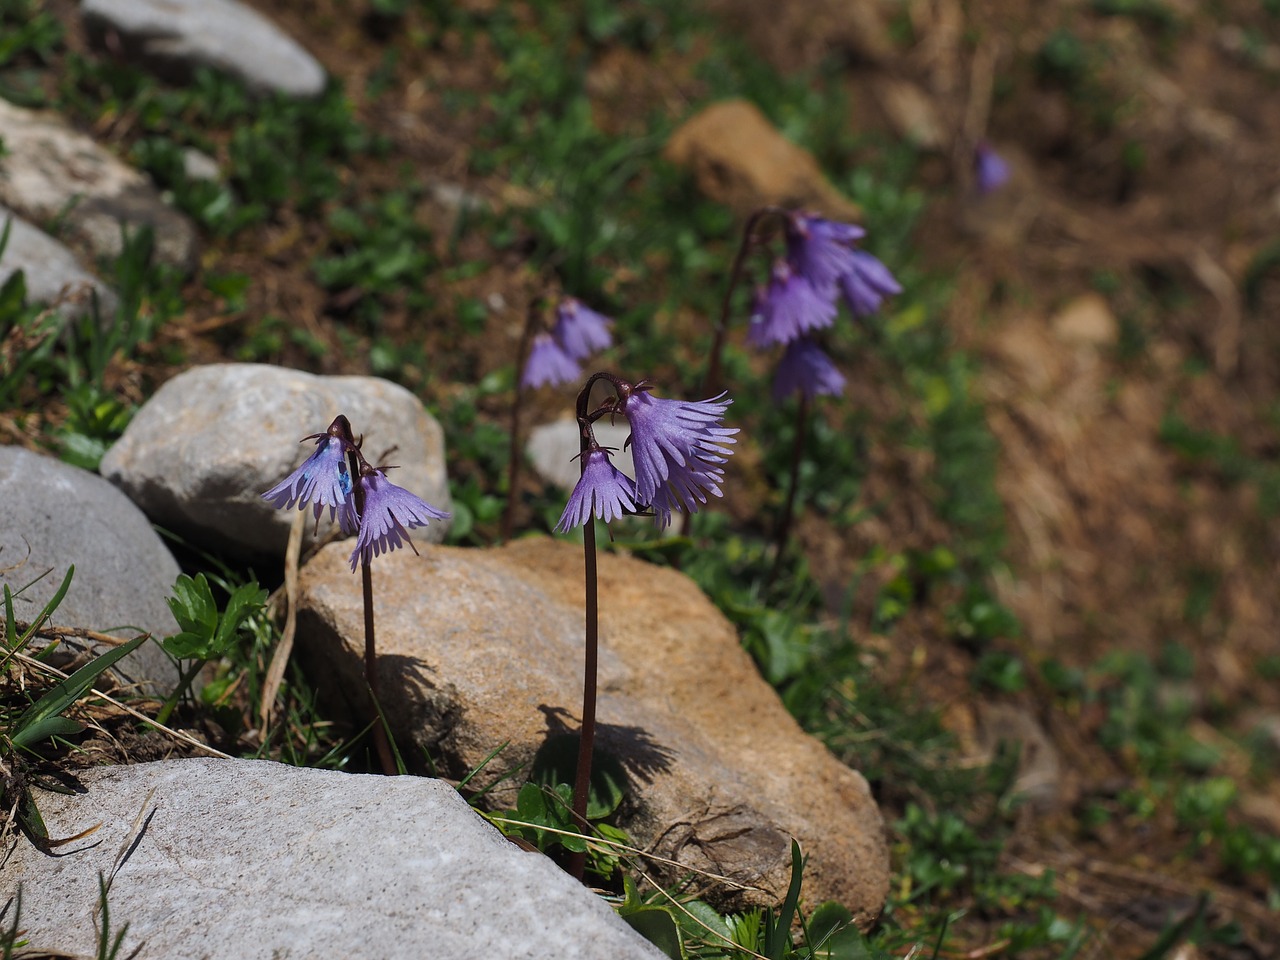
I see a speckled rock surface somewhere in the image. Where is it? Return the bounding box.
[0,97,198,270]
[0,446,179,694]
[4,758,667,960]
[0,206,118,318]
[81,0,327,99]
[296,537,890,923]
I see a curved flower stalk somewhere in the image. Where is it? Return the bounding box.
[262,414,449,775]
[695,205,902,566]
[505,295,617,541]
[555,372,736,881]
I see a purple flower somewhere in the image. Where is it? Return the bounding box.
[555,445,637,531]
[349,469,450,571]
[786,213,865,292]
[838,250,902,317]
[974,141,1010,195]
[619,388,738,527]
[772,338,846,401]
[746,259,838,348]
[553,298,613,360]
[262,434,355,531]
[522,332,582,389]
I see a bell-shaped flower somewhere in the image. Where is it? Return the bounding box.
[349,468,450,571]
[619,388,737,527]
[838,250,902,317]
[262,433,355,531]
[746,259,837,348]
[772,338,846,401]
[555,444,637,531]
[974,141,1011,195]
[785,212,865,292]
[522,333,581,389]
[553,298,614,361]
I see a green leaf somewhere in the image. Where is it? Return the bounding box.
[764,840,804,959]
[18,786,49,844]
[516,782,547,821]
[166,573,218,639]
[14,715,84,744]
[4,583,16,650]
[18,566,75,648]
[622,908,683,960]
[677,899,734,942]
[211,580,267,654]
[808,901,872,960]
[10,632,147,750]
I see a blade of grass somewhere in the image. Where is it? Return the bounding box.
[10,632,147,750]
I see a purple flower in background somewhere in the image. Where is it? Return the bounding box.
[838,250,903,317]
[262,433,355,530]
[619,388,738,526]
[747,259,838,348]
[772,338,846,401]
[974,141,1011,195]
[786,213,865,292]
[553,298,613,360]
[349,468,450,571]
[555,444,637,531]
[523,332,581,389]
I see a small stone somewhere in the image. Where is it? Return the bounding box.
[664,99,861,220]
[0,98,198,270]
[874,79,945,150]
[526,418,633,491]
[6,758,667,960]
[976,703,1065,811]
[99,364,452,558]
[0,447,180,694]
[81,0,328,100]
[181,146,221,183]
[0,206,118,319]
[1052,293,1119,348]
[296,538,890,922]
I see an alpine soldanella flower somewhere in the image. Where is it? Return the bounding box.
[348,463,451,571]
[262,414,449,570]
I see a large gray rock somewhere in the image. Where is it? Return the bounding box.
[0,206,118,319]
[296,538,890,923]
[100,364,453,558]
[0,447,179,694]
[5,758,667,960]
[81,0,327,100]
[0,98,197,270]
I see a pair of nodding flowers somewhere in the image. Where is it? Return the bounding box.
[263,380,739,555]
[262,415,449,571]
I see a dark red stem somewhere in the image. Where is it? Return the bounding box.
[566,376,619,882]
[345,434,396,776]
[682,206,787,540]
